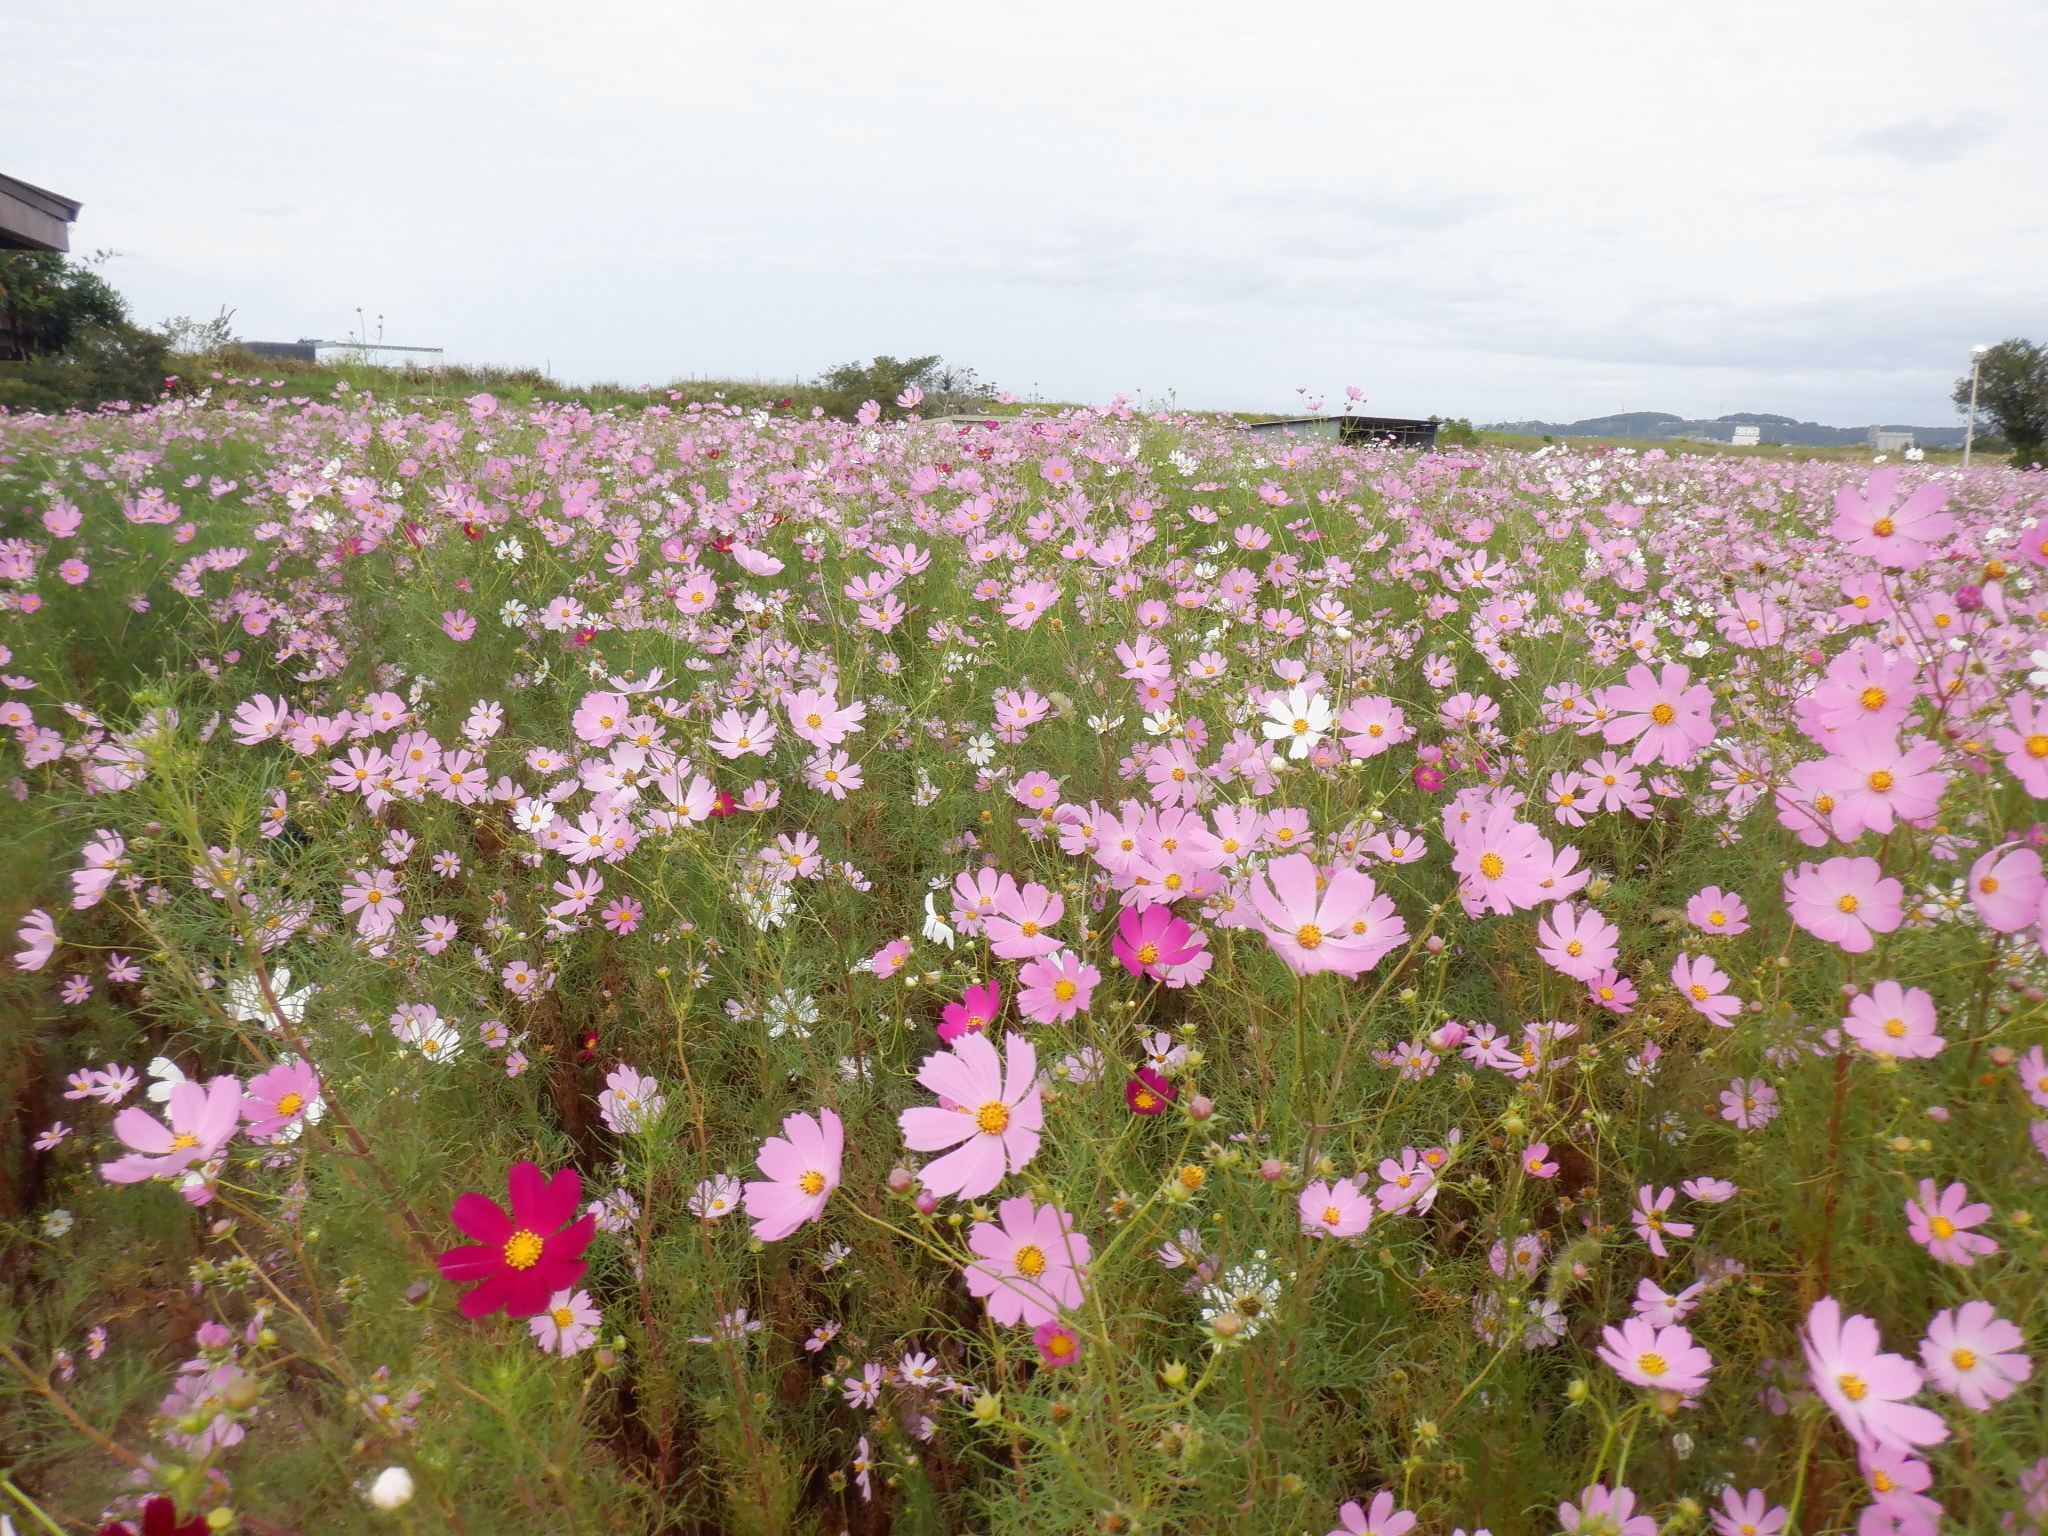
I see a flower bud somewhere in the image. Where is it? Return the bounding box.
[972,1393,1002,1423]
[1424,935,1445,953]
[1186,1095,1214,1121]
[1258,1158,1285,1182]
[221,1372,261,1411]
[913,1192,939,1216]
[1162,1361,1188,1387]
[367,1466,415,1510]
[887,1167,915,1194]
[1565,1378,1588,1402]
[1208,1313,1243,1341]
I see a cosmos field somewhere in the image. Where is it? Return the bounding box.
[2,381,2044,1535]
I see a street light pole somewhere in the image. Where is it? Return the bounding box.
[1964,344,1989,468]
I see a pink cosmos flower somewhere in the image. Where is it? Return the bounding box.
[1374,1151,1434,1214]
[1809,644,1920,737]
[1918,1301,2031,1410]
[1587,969,1636,1014]
[963,1195,1091,1326]
[1828,466,1954,570]
[1598,662,1716,767]
[1534,902,1618,981]
[1903,1179,1998,1266]
[899,1032,1042,1199]
[1598,1316,1713,1395]
[70,830,127,910]
[741,1108,843,1241]
[985,880,1064,959]
[1967,844,2044,932]
[1991,693,2048,796]
[1710,1488,1788,1536]
[865,937,911,978]
[441,609,476,641]
[597,1065,666,1135]
[239,1059,322,1141]
[1298,1178,1374,1239]
[939,979,1002,1042]
[1328,1492,1416,1536]
[1720,1078,1778,1129]
[529,1288,601,1356]
[1520,1142,1559,1179]
[805,749,862,798]
[1802,729,1947,838]
[1337,696,1414,758]
[1802,1296,1949,1454]
[1843,980,1943,1059]
[1632,1185,1693,1257]
[1001,580,1060,628]
[1687,885,1749,936]
[1558,1484,1655,1536]
[708,707,776,759]
[600,896,642,934]
[1682,1177,1738,1203]
[1017,950,1098,1023]
[784,688,865,747]
[1671,952,1739,1025]
[100,1075,242,1185]
[1449,803,1589,916]
[14,907,56,970]
[1783,857,1903,954]
[1246,852,1407,977]
[339,869,404,937]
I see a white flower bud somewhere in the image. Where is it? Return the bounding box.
[367,1466,415,1510]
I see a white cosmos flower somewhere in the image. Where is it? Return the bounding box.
[922,892,956,949]
[2028,648,2048,689]
[1259,688,1335,760]
[225,967,314,1033]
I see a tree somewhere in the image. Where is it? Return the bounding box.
[812,355,995,423]
[1953,338,2048,464]
[0,252,170,412]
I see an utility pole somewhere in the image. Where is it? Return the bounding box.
[1964,344,1989,467]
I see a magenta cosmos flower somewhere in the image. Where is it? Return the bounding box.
[1034,1320,1083,1367]
[1919,1301,2031,1410]
[1783,857,1903,953]
[100,1075,242,1186]
[938,978,1002,1042]
[899,1033,1041,1199]
[1598,662,1716,768]
[963,1196,1091,1326]
[1247,852,1407,976]
[1597,1316,1713,1395]
[1904,1179,1998,1266]
[1110,904,1209,987]
[1843,980,1944,1059]
[1802,1296,1949,1454]
[742,1108,843,1241]
[1298,1178,1373,1239]
[1125,1068,1176,1114]
[438,1161,596,1319]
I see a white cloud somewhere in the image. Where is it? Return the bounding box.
[4,0,2044,424]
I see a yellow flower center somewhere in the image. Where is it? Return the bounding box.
[274,1092,304,1116]
[1322,1205,1343,1225]
[1859,686,1886,711]
[1929,1215,1956,1239]
[1045,1331,1074,1358]
[1708,910,1726,926]
[170,1132,201,1150]
[1867,769,1894,793]
[1689,984,1709,1001]
[1479,852,1506,879]
[552,1305,575,1327]
[1295,923,1323,950]
[1951,1348,1976,1371]
[1872,517,1895,537]
[805,712,822,728]
[1565,939,1584,956]
[976,1101,1011,1135]
[503,1229,544,1269]
[799,1170,826,1196]
[1884,1018,1906,1037]
[1292,718,1309,734]
[1650,702,1676,725]
[1179,1164,1205,1191]
[1019,920,1040,937]
[1637,1352,1667,1377]
[1053,979,1077,1001]
[2028,734,2048,759]
[1013,1243,1047,1277]
[1137,942,1160,965]
[1836,893,1860,914]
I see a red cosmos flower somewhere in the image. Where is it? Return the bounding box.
[438,1161,596,1319]
[708,789,740,818]
[101,1499,208,1536]
[1125,1068,1177,1115]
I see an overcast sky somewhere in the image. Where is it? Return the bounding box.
[9,0,2046,423]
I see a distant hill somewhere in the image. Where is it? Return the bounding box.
[1482,411,1968,448]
